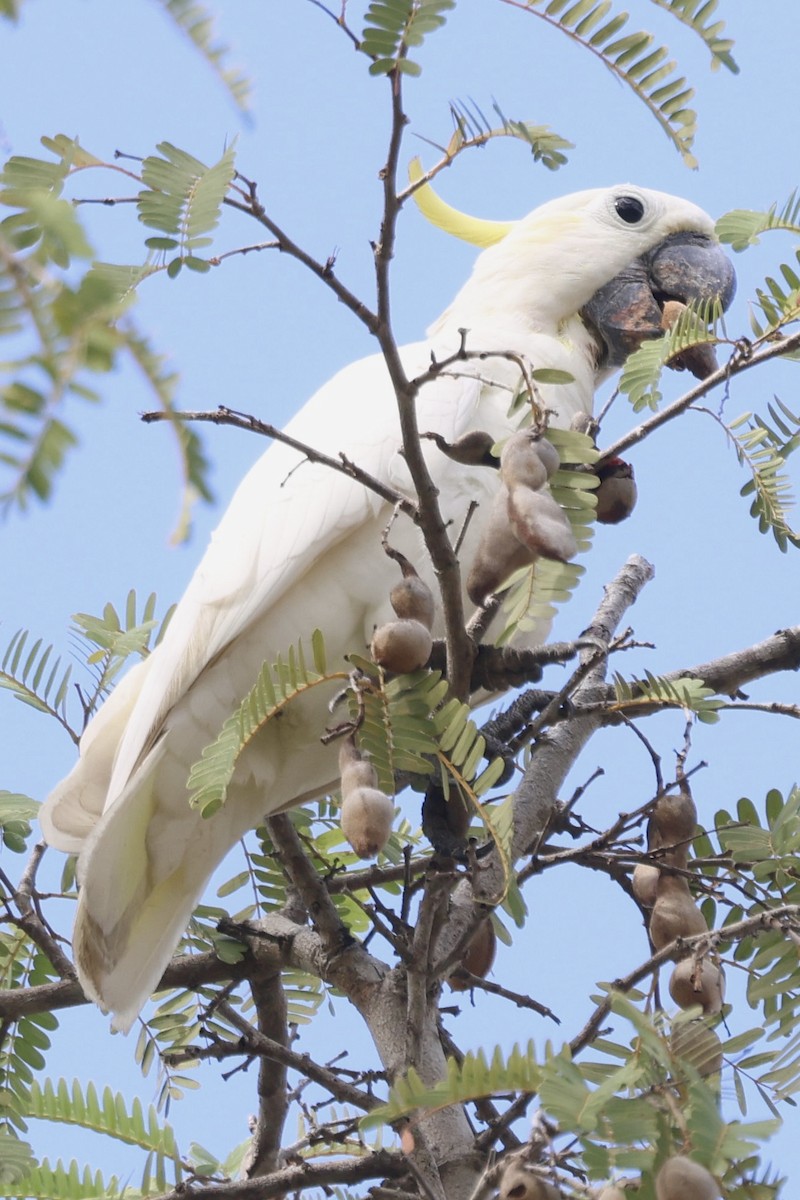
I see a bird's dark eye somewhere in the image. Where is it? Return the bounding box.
[614,195,645,224]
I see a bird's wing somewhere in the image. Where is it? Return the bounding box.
[105,343,487,800]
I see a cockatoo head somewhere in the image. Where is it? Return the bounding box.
[426,183,735,369]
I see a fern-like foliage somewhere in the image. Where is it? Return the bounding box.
[650,0,738,72]
[445,98,572,171]
[0,629,75,740]
[710,789,800,1052]
[516,0,706,165]
[617,297,724,411]
[26,1079,182,1167]
[70,589,175,719]
[361,1041,542,1128]
[137,141,237,277]
[156,0,253,114]
[188,633,346,817]
[729,402,800,550]
[717,190,800,251]
[612,670,722,722]
[498,427,598,644]
[360,0,455,76]
[0,136,214,528]
[121,328,214,542]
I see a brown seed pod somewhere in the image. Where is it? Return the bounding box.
[449,918,496,991]
[651,781,697,848]
[371,619,432,673]
[498,1162,561,1200]
[661,299,719,381]
[467,485,537,604]
[499,430,555,491]
[389,570,435,630]
[649,874,707,951]
[428,428,497,466]
[655,1156,719,1200]
[594,458,637,524]
[340,786,395,858]
[670,1020,723,1078]
[669,958,724,1014]
[598,1188,630,1200]
[506,486,578,562]
[632,863,660,907]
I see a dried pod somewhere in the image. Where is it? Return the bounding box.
[632,863,660,907]
[651,781,697,847]
[595,458,637,524]
[467,485,537,604]
[371,619,432,673]
[498,1162,561,1200]
[598,1188,629,1200]
[506,486,578,563]
[499,430,552,491]
[570,410,598,439]
[427,428,497,466]
[449,918,496,991]
[670,1020,723,1077]
[661,299,719,380]
[389,569,435,630]
[655,1156,719,1200]
[649,874,707,951]
[669,958,724,1014]
[340,787,395,858]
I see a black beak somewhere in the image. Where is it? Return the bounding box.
[581,232,736,378]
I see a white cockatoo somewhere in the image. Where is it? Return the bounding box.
[41,185,735,1031]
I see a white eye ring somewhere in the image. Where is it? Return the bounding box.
[614,194,646,224]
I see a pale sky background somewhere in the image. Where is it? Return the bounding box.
[1,0,799,1188]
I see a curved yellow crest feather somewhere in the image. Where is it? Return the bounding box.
[408,157,515,247]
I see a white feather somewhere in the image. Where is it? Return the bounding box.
[40,185,721,1030]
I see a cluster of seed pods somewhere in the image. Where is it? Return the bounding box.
[467,429,578,605]
[633,779,725,1074]
[338,559,438,858]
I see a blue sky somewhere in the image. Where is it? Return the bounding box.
[1,0,799,1186]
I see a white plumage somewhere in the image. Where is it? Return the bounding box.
[41,185,728,1030]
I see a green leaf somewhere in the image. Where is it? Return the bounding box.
[156,0,253,113]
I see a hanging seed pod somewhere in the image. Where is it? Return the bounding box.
[371,620,432,673]
[669,958,724,1014]
[655,1156,719,1200]
[594,458,637,524]
[499,429,559,491]
[661,299,719,380]
[448,918,497,991]
[651,780,697,847]
[649,874,707,951]
[370,558,435,672]
[467,485,538,604]
[506,486,578,562]
[498,1162,561,1200]
[338,738,394,858]
[632,863,660,907]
